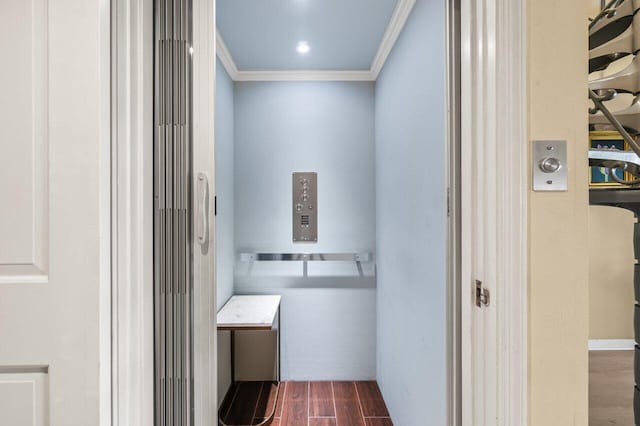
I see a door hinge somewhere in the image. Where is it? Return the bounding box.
[475,279,490,308]
[214,195,217,216]
[446,187,451,217]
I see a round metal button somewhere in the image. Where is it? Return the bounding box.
[539,157,561,173]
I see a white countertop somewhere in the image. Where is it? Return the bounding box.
[216,295,281,330]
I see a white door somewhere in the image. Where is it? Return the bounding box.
[460,0,528,425]
[460,2,499,422]
[192,0,218,424]
[0,0,110,425]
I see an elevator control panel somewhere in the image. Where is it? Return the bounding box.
[292,172,317,242]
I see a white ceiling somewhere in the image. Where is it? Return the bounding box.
[216,0,400,72]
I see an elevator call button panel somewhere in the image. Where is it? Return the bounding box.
[532,140,568,191]
[292,172,317,242]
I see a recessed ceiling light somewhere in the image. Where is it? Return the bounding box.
[296,41,310,54]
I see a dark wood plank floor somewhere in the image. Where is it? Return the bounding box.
[220,381,393,426]
[589,350,634,426]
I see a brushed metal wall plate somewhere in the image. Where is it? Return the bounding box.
[292,172,317,242]
[532,140,568,191]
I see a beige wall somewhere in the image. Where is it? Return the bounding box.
[589,206,635,339]
[528,0,590,424]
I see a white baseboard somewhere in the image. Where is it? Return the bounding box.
[589,339,636,351]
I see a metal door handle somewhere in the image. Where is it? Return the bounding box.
[196,173,209,245]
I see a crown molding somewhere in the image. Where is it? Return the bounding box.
[370,0,416,79]
[215,0,414,82]
[234,70,374,82]
[216,30,239,80]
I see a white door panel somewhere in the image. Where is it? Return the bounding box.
[0,0,110,424]
[0,0,48,280]
[460,0,528,424]
[192,0,217,423]
[193,0,218,426]
[0,370,48,426]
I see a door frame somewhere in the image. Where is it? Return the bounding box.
[111,0,529,424]
[459,0,528,424]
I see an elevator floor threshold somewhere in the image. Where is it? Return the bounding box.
[219,380,393,426]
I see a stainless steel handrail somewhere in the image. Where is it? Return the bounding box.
[589,0,623,30]
[589,89,640,156]
[239,252,372,262]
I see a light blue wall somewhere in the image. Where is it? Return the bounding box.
[233,81,377,380]
[215,59,235,406]
[215,59,235,311]
[375,0,448,424]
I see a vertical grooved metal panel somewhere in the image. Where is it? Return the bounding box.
[154,0,192,424]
